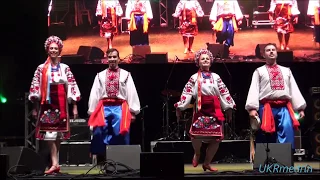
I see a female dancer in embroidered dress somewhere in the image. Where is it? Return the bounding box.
[268,0,300,50]
[307,0,320,44]
[125,0,153,46]
[172,0,204,54]
[96,0,123,50]
[175,49,235,172]
[28,36,81,174]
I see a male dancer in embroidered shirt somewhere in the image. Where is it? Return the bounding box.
[307,0,320,44]
[209,0,243,58]
[245,43,306,151]
[88,48,140,161]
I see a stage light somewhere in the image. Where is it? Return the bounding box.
[0,94,7,104]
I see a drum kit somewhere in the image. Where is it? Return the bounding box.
[158,89,194,141]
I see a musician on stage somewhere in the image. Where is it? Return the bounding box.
[209,0,243,58]
[172,0,204,54]
[307,0,320,44]
[245,43,306,151]
[125,0,153,46]
[88,48,140,162]
[268,0,300,50]
[175,49,235,172]
[96,0,123,50]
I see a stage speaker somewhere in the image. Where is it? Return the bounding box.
[132,45,151,58]
[105,145,141,172]
[253,143,293,169]
[0,146,46,174]
[206,43,224,58]
[311,131,320,159]
[49,22,67,40]
[310,87,320,122]
[145,52,168,63]
[277,50,293,62]
[140,152,184,177]
[77,46,105,61]
[59,142,92,165]
[255,43,277,59]
[294,129,302,150]
[61,54,86,65]
[0,154,9,179]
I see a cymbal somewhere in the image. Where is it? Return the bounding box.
[161,89,181,97]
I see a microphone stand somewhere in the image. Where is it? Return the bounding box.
[161,56,179,140]
[140,105,148,152]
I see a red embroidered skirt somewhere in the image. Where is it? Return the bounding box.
[189,95,225,139]
[35,84,70,140]
[100,9,117,37]
[273,4,294,33]
[179,9,198,36]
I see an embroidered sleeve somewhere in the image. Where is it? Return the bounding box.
[125,0,133,19]
[195,1,204,17]
[145,1,153,19]
[116,1,123,16]
[126,73,141,115]
[233,1,243,20]
[172,2,183,17]
[65,66,81,103]
[216,75,236,110]
[28,66,42,102]
[209,1,218,21]
[96,0,102,16]
[289,69,306,111]
[268,0,276,13]
[307,0,318,16]
[245,70,260,111]
[174,76,195,111]
[88,74,101,115]
[291,0,300,15]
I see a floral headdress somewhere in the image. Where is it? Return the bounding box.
[44,35,63,53]
[194,49,214,66]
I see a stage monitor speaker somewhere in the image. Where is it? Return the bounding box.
[206,43,224,58]
[132,45,151,58]
[140,152,184,177]
[0,154,9,179]
[310,87,320,122]
[253,143,293,169]
[0,146,46,174]
[61,54,86,64]
[311,131,320,159]
[145,52,168,63]
[105,145,141,172]
[77,46,105,61]
[49,22,67,40]
[255,43,277,59]
[277,50,293,62]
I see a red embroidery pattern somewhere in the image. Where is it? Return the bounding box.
[106,68,120,97]
[217,78,234,105]
[65,67,78,96]
[174,77,195,107]
[266,65,285,90]
[29,66,42,101]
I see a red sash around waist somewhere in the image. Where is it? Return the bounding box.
[88,98,132,135]
[260,99,299,133]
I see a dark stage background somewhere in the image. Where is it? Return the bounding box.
[0,0,319,152]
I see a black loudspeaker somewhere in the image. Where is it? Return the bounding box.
[253,143,293,169]
[145,53,168,63]
[206,43,224,58]
[77,46,105,61]
[132,45,151,58]
[277,50,293,62]
[0,147,46,174]
[310,87,320,122]
[0,154,9,179]
[140,152,184,177]
[59,142,92,165]
[61,54,86,65]
[105,145,141,172]
[311,131,320,159]
[49,22,67,40]
[69,118,91,141]
[255,43,277,59]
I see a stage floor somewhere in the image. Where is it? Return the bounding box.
[61,27,320,63]
[59,162,320,175]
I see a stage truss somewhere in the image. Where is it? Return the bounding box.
[159,0,168,27]
[24,93,39,153]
